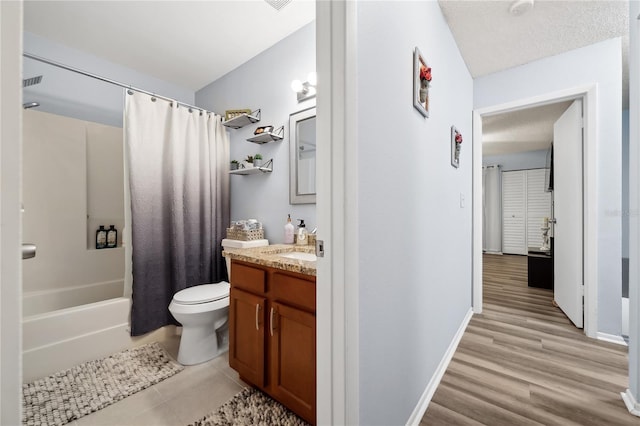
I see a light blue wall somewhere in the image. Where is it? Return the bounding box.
[356,2,473,424]
[475,38,623,335]
[483,149,548,171]
[23,32,195,127]
[196,23,316,243]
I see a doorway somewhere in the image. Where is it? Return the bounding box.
[472,85,599,338]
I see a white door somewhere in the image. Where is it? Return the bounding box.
[553,99,584,328]
[502,170,527,255]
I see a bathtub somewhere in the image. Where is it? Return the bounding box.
[23,279,124,316]
[22,291,176,382]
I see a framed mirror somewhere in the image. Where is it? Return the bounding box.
[289,106,316,204]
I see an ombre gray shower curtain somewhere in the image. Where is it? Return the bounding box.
[124,91,230,336]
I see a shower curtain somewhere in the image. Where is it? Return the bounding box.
[125,91,230,336]
[483,165,502,253]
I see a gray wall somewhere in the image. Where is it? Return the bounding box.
[475,38,623,335]
[196,23,316,243]
[483,149,548,171]
[356,2,473,424]
[23,32,195,127]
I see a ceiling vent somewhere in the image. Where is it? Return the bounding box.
[264,0,291,11]
[23,75,43,88]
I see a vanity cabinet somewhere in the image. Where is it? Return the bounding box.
[228,260,316,424]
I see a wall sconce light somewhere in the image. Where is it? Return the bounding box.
[291,72,317,102]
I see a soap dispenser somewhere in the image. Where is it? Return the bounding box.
[296,219,308,246]
[284,214,295,244]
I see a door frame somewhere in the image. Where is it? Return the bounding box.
[0,0,24,423]
[472,84,598,338]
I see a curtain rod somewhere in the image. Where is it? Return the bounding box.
[23,52,218,116]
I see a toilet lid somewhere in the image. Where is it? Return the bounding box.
[173,282,230,305]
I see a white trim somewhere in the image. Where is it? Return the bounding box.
[0,2,23,424]
[405,308,473,426]
[316,1,359,424]
[472,85,598,338]
[622,389,640,417]
[596,332,628,346]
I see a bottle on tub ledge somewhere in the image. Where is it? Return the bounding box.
[107,225,118,248]
[96,225,107,249]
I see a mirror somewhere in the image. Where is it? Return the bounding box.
[289,107,316,204]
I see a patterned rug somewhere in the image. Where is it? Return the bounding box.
[22,342,183,426]
[188,387,309,426]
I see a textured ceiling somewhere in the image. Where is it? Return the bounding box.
[439,0,628,155]
[482,101,572,156]
[23,0,315,92]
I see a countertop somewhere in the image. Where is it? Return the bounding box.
[223,244,317,276]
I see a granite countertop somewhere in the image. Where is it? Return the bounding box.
[223,244,317,276]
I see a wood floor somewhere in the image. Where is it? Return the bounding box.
[420,254,637,426]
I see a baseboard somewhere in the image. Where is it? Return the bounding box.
[405,308,473,426]
[596,332,628,346]
[621,389,640,417]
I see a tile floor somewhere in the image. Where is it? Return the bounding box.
[72,336,247,426]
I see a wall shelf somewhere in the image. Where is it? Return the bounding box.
[246,125,284,144]
[222,109,261,129]
[230,159,273,175]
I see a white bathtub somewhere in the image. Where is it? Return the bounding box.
[22,294,176,382]
[23,279,124,316]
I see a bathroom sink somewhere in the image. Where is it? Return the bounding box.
[279,252,317,262]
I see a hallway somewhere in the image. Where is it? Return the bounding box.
[420,254,636,425]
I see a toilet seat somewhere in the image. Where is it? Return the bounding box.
[173,282,230,305]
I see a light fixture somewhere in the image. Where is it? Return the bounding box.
[291,72,317,102]
[509,0,534,16]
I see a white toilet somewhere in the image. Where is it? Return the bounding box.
[168,238,269,365]
[169,282,231,365]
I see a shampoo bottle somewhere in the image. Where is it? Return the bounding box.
[96,226,107,249]
[284,214,295,244]
[107,225,118,248]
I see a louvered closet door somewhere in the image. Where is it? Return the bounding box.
[526,169,552,249]
[502,171,527,255]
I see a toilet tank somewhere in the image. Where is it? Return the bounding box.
[221,238,269,280]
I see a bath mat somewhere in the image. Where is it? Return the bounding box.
[188,387,309,426]
[22,342,183,426]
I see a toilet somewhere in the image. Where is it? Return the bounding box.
[169,282,230,365]
[168,238,268,365]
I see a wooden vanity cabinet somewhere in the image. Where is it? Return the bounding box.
[228,260,316,425]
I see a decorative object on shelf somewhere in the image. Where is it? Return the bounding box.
[244,155,254,169]
[413,47,431,118]
[224,109,251,121]
[229,159,273,175]
[230,160,239,170]
[451,126,462,168]
[254,125,274,135]
[246,125,284,144]
[291,72,317,103]
[222,109,261,129]
[253,154,263,168]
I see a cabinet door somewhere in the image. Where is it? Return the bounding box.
[269,302,316,424]
[229,288,266,387]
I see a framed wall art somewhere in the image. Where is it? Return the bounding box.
[451,126,463,168]
[413,47,431,118]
